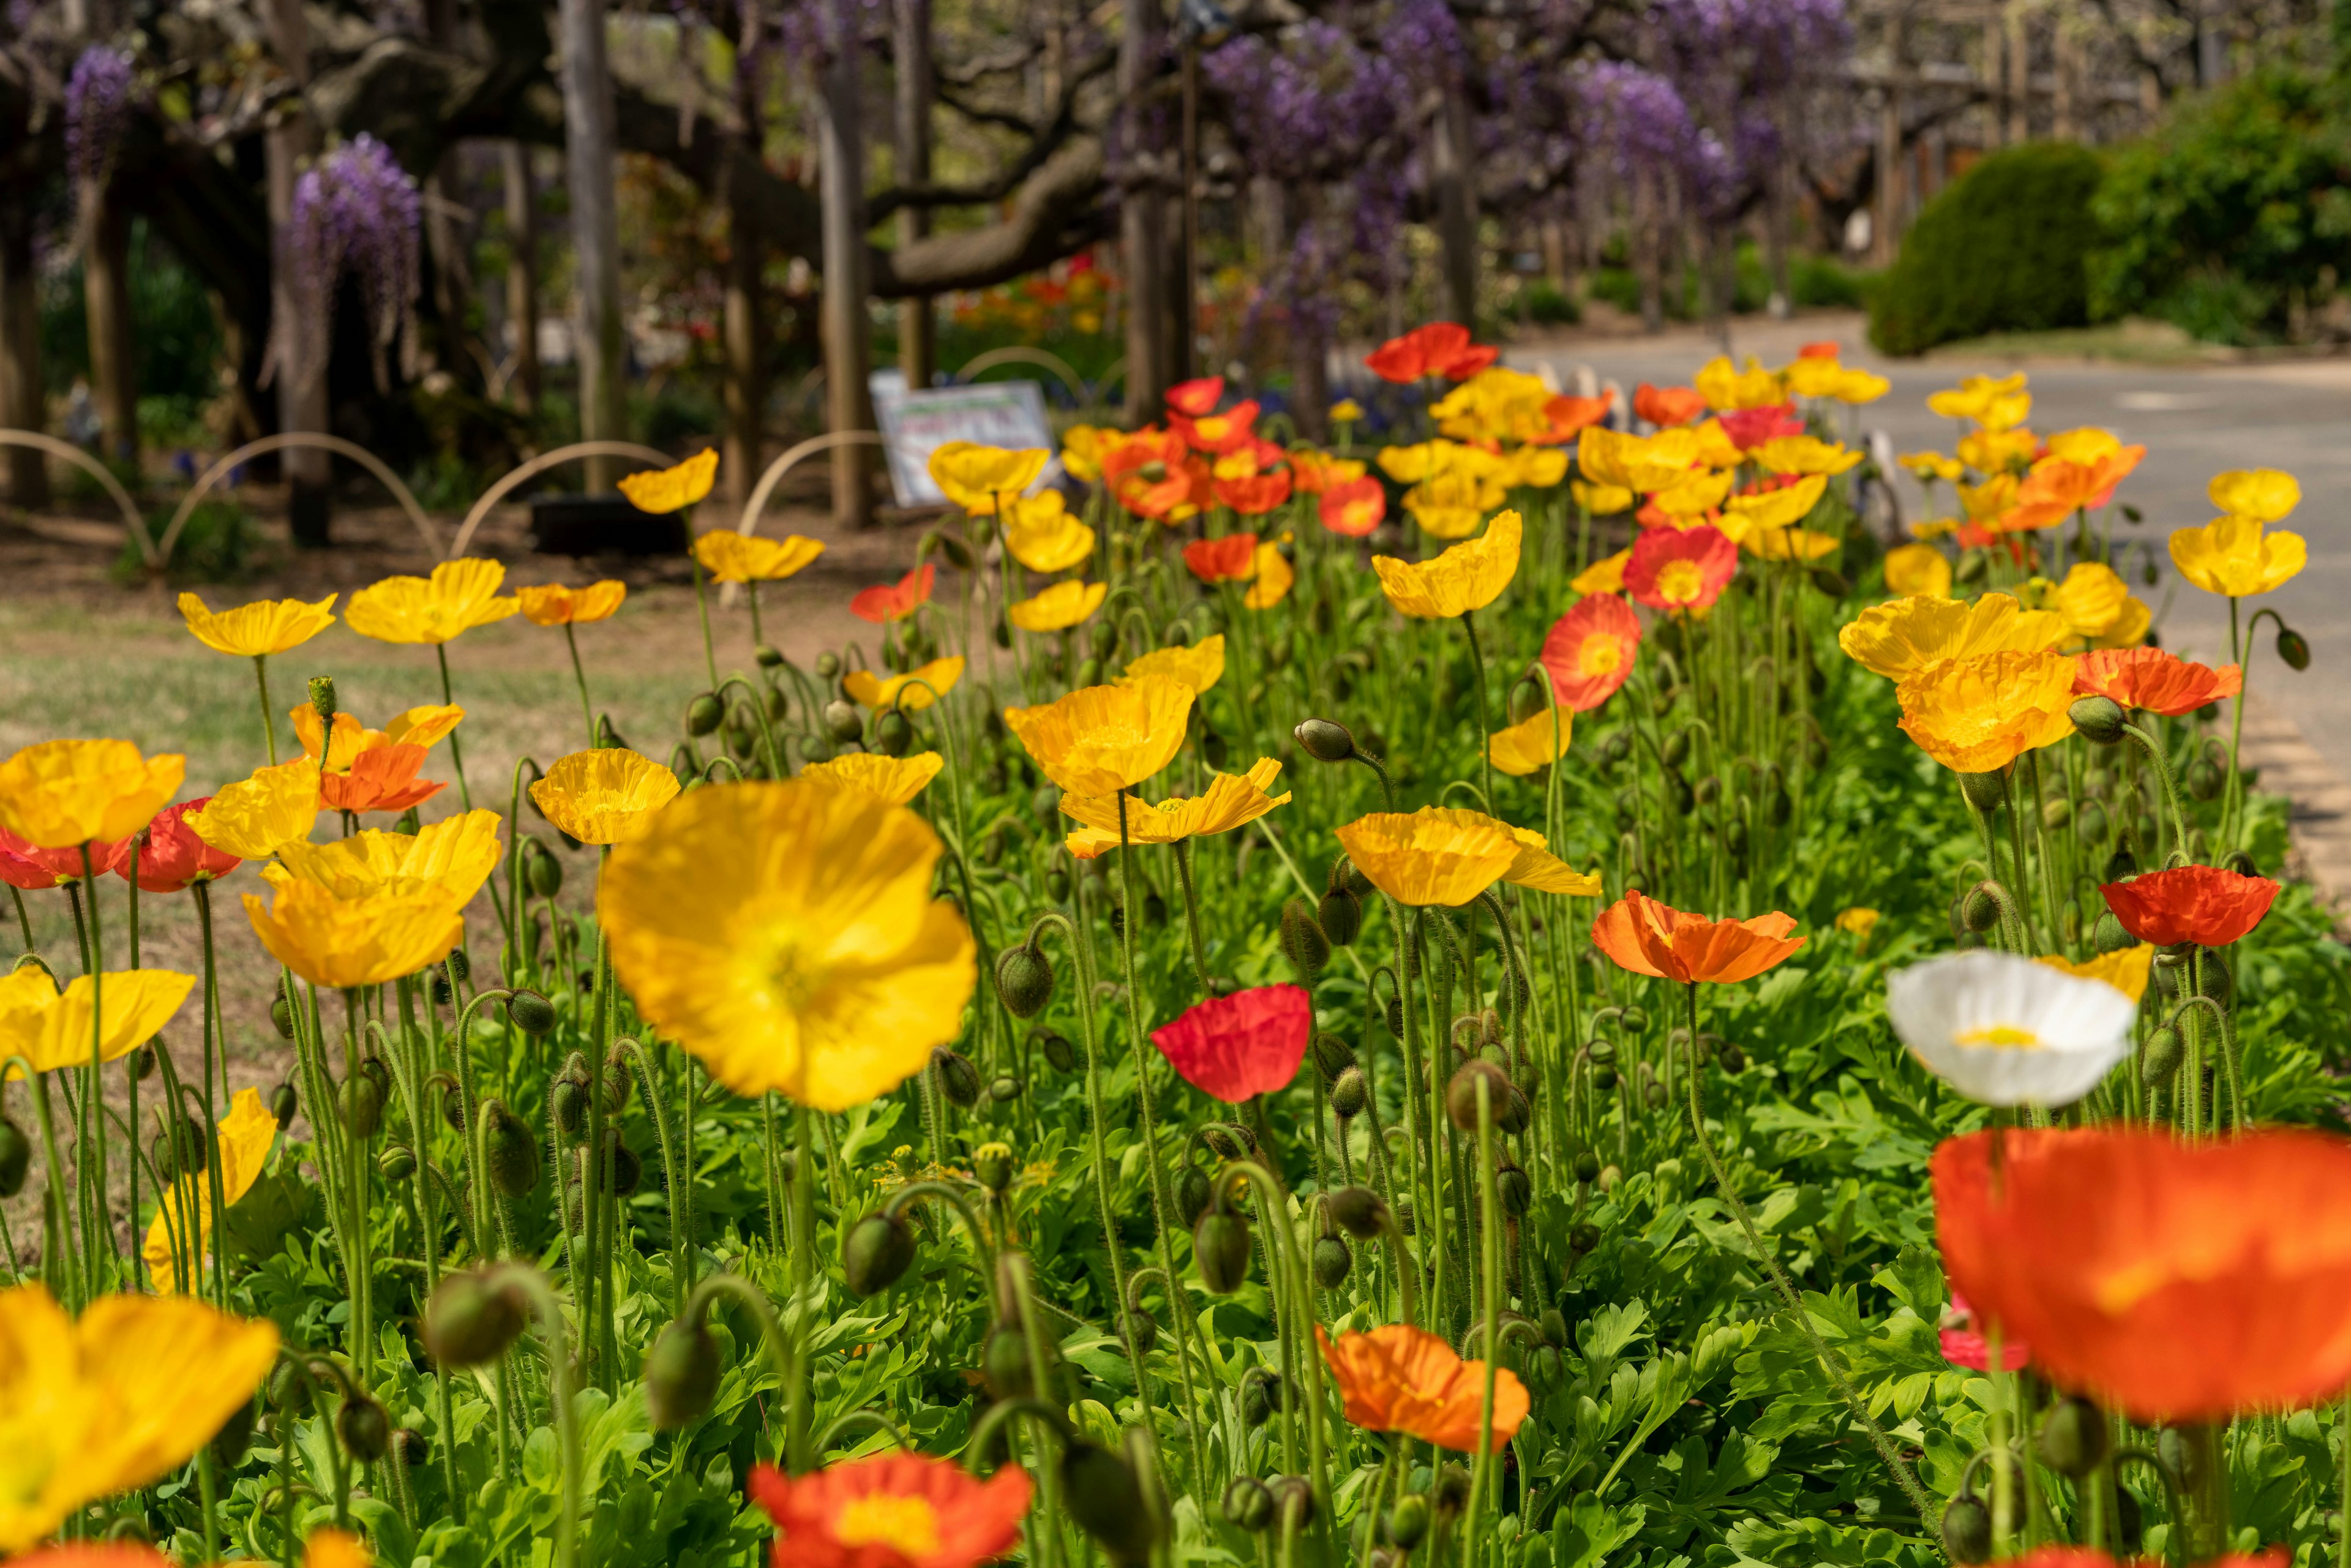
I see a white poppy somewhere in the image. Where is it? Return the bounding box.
[1886,949,2138,1107]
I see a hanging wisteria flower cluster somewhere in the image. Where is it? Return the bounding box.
[287,133,424,381]
[64,44,136,190]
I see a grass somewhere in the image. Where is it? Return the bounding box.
[1924,315,2238,367]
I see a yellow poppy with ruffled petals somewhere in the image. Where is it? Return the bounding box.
[0,740,186,851]
[176,592,337,658]
[1122,636,1224,696]
[1753,436,1862,478]
[293,704,463,770]
[599,780,975,1110]
[268,809,502,907]
[530,749,681,846]
[929,443,1048,514]
[1498,825,1605,896]
[843,655,965,712]
[693,530,826,583]
[1001,491,1096,574]
[1008,580,1109,632]
[1649,470,1734,519]
[1373,510,1521,620]
[1959,427,2037,475]
[1927,373,2027,425]
[1570,479,1633,516]
[2055,562,2148,648]
[1744,526,1840,563]
[1900,452,1965,483]
[1487,709,1571,777]
[1242,543,1294,610]
[518,580,627,626]
[1335,807,1523,907]
[2169,516,2306,598]
[1004,677,1191,798]
[0,967,195,1081]
[189,758,320,860]
[1693,355,1783,411]
[141,1086,278,1294]
[345,559,520,645]
[1572,549,1630,596]
[1060,759,1291,857]
[1895,650,2080,773]
[0,1282,280,1553]
[1837,591,2068,681]
[616,449,719,514]
[242,879,464,989]
[1725,475,1828,533]
[1883,543,1953,599]
[2039,944,2156,1005]
[2208,468,2299,523]
[798,751,944,806]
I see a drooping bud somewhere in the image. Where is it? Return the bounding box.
[524,839,564,898]
[1293,718,1357,762]
[1278,898,1330,981]
[2142,1024,2185,1084]
[1222,1475,1275,1533]
[1330,1067,1368,1120]
[424,1269,528,1367]
[1958,770,2008,813]
[2038,1395,2109,1477]
[2092,910,2135,955]
[1384,1495,1431,1549]
[1310,1033,1357,1083]
[1174,1163,1212,1228]
[822,699,864,743]
[508,988,557,1037]
[0,1117,28,1198]
[482,1100,540,1197]
[336,1395,391,1463]
[1961,882,2001,934]
[1445,1060,1513,1133]
[1327,1185,1387,1240]
[270,996,298,1040]
[379,1143,417,1182]
[1496,1160,1532,1215]
[995,942,1056,1019]
[1035,1027,1078,1074]
[1316,885,1362,947]
[2069,695,2127,745]
[874,708,915,757]
[686,694,724,737]
[844,1211,917,1297]
[2278,625,2311,671]
[932,1046,981,1108]
[2185,758,2222,801]
[1240,1370,1280,1427]
[1941,1494,1993,1564]
[1311,1234,1352,1289]
[1060,1442,1160,1564]
[1193,1206,1252,1294]
[643,1313,724,1430]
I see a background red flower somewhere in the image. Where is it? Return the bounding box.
[1539,593,1641,712]
[851,565,937,624]
[2099,864,2278,947]
[1183,534,1260,584]
[1149,983,1311,1101]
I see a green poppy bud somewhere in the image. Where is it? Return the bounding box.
[1194,1208,1252,1294]
[995,942,1056,1019]
[1717,1042,1747,1073]
[973,1141,1016,1194]
[2069,695,2128,745]
[1035,1027,1078,1074]
[686,694,724,737]
[1327,1185,1387,1239]
[336,1395,390,1463]
[1570,1220,1602,1251]
[550,1076,588,1143]
[424,1269,528,1367]
[266,1359,312,1412]
[1122,1310,1157,1354]
[336,1073,383,1140]
[379,1143,417,1182]
[1241,1370,1281,1427]
[1573,1147,1602,1184]
[1311,1234,1352,1289]
[593,1133,640,1196]
[932,1046,981,1108]
[1942,1494,1993,1564]
[270,996,297,1040]
[982,1320,1049,1399]
[1294,718,1357,762]
[2194,950,2233,1007]
[823,699,864,743]
[1962,882,2001,934]
[874,708,915,757]
[0,1117,28,1198]
[1060,1442,1159,1562]
[2039,1395,2109,1477]
[1279,897,1330,981]
[1330,1066,1368,1120]
[1174,1163,1212,1228]
[1445,1060,1513,1133]
[843,1211,918,1297]
[509,988,557,1037]
[1223,1475,1275,1533]
[307,676,337,727]
[2186,759,2222,801]
[2092,910,2135,955]
[2278,626,2311,670]
[1384,1495,1431,1548]
[1540,1307,1569,1348]
[644,1313,724,1430]
[525,841,564,898]
[1959,769,2009,812]
[1496,1161,1532,1215]
[2142,1024,2185,1084]
[481,1100,540,1198]
[1309,888,1360,951]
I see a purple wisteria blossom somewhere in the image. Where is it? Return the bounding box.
[65,45,135,189]
[288,134,422,377]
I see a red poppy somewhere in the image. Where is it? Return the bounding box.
[1365,321,1495,383]
[1182,533,1259,585]
[1099,428,1184,494]
[0,826,88,889]
[1939,1291,2028,1372]
[320,744,445,815]
[2006,1555,2281,1568]
[850,565,937,624]
[1166,375,1224,418]
[1214,470,1292,516]
[1798,340,1842,359]
[1717,403,1805,449]
[1149,983,1311,1101]
[1316,1323,1529,1453]
[106,799,241,891]
[1171,400,1260,456]
[2099,864,2279,948]
[1534,394,1611,444]
[1633,383,1707,428]
[1935,1126,2351,1422]
[1590,890,1804,985]
[1320,476,1386,538]
[2071,647,2242,717]
[748,1453,1032,1568]
[1127,459,1215,523]
[1539,593,1641,712]
[1622,525,1737,613]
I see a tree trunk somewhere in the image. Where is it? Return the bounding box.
[721,1,769,512]
[1632,172,1663,334]
[0,198,48,508]
[79,185,137,468]
[894,0,936,392]
[503,141,542,416]
[819,0,874,525]
[560,0,628,490]
[264,0,332,544]
[1119,0,1169,422]
[1432,83,1479,329]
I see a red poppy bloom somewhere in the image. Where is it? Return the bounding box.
[2071,647,2242,717]
[1591,890,1804,985]
[1365,321,1495,383]
[1149,983,1311,1101]
[105,800,241,891]
[1633,383,1707,428]
[1214,471,1292,516]
[1534,394,1611,444]
[1320,476,1386,538]
[748,1453,1032,1568]
[1171,400,1260,456]
[850,565,937,624]
[1717,403,1806,449]
[0,826,88,889]
[2005,1555,2281,1568]
[1099,429,1185,495]
[2099,864,2279,948]
[1316,1323,1529,1454]
[1127,460,1215,523]
[1182,533,1260,585]
[1622,525,1737,613]
[1798,340,1842,359]
[1539,593,1641,712]
[1939,1291,2028,1372]
[1166,375,1224,418]
[320,745,445,815]
[1935,1125,2351,1422]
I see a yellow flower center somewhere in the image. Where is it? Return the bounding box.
[1578,634,1622,677]
[1955,1024,2042,1049]
[1655,560,1706,604]
[834,1493,941,1558]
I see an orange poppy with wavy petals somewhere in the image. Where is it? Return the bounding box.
[1165,376,1224,418]
[1320,476,1386,537]
[1316,1323,1528,1453]
[1367,321,1496,383]
[748,1452,1032,1568]
[2099,864,2279,948]
[1183,533,1259,584]
[1624,525,1736,614]
[2072,646,2241,716]
[1633,384,1707,427]
[851,565,936,625]
[1215,471,1292,516]
[1540,593,1641,712]
[1591,890,1805,985]
[318,745,444,815]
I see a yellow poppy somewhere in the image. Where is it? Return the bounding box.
[1496,446,1569,489]
[518,580,626,626]
[1895,650,2079,773]
[616,448,719,514]
[1005,676,1191,798]
[1781,357,1848,399]
[2055,562,2144,646]
[1330,398,1365,424]
[2039,944,2155,1005]
[2208,468,2299,523]
[1060,426,1113,483]
[1008,580,1109,633]
[1831,368,1891,404]
[2044,427,2123,465]
[1725,474,1828,532]
[530,749,681,846]
[176,592,337,658]
[1488,708,1571,777]
[1883,543,1953,599]
[1649,470,1734,519]
[1242,543,1294,610]
[0,1282,280,1553]
[1001,491,1096,574]
[1572,549,1630,596]
[1835,906,1882,940]
[1334,807,1524,907]
[1927,373,2027,425]
[1498,827,1605,896]
[599,780,975,1111]
[0,739,186,851]
[1744,526,1840,563]
[842,655,966,711]
[1373,509,1521,619]
[293,703,463,770]
[1959,473,2019,523]
[694,530,827,583]
[1899,452,1965,483]
[1693,355,1784,411]
[304,1531,372,1568]
[1837,592,2068,681]
[141,1087,278,1293]
[0,967,195,1080]
[1571,479,1633,516]
[268,809,502,906]
[2168,516,2307,598]
[1753,436,1862,478]
[1578,427,1701,493]
[1122,636,1224,696]
[242,879,465,989]
[1061,758,1291,857]
[1958,427,2036,476]
[929,443,1048,514]
[797,751,944,806]
[189,758,321,860]
[345,558,520,645]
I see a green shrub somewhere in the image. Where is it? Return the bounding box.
[115,497,266,585]
[1523,278,1580,324]
[1867,142,2108,355]
[2091,66,2351,344]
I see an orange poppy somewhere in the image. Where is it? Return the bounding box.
[1316,1323,1529,1453]
[1099,428,1185,496]
[850,565,936,625]
[1623,525,1736,613]
[103,801,241,892]
[2098,864,2279,948]
[1366,321,1496,383]
[747,1452,1032,1568]
[2001,448,2147,532]
[1934,1126,2351,1422]
[1320,476,1386,537]
[1183,534,1259,584]
[1633,384,1707,428]
[1591,890,1805,985]
[1534,394,1611,444]
[1166,375,1224,418]
[1215,470,1292,516]
[1171,400,1261,456]
[2071,647,2242,716]
[319,745,444,815]
[1539,593,1641,712]
[0,827,83,890]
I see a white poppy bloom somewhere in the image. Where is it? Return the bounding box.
[1886,949,2139,1107]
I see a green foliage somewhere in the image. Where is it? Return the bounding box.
[2091,66,2351,345]
[1524,279,1581,325]
[113,496,268,585]
[40,219,223,401]
[1869,143,2109,356]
